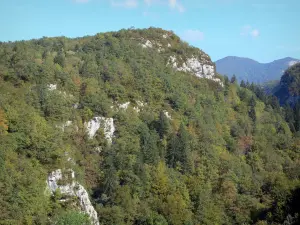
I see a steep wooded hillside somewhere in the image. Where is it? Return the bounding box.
[0,28,300,225]
[273,63,300,105]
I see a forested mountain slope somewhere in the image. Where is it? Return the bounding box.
[0,28,300,225]
[271,63,300,134]
[274,63,300,105]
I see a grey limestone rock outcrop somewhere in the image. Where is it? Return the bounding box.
[167,55,223,86]
[85,117,115,142]
[46,169,99,225]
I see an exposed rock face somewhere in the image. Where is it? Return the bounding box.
[167,55,223,86]
[156,42,165,53]
[168,55,177,68]
[133,101,146,112]
[48,84,57,91]
[118,101,146,112]
[141,39,166,52]
[47,169,99,225]
[118,102,130,110]
[47,83,75,99]
[73,103,79,109]
[47,169,75,195]
[74,185,99,224]
[141,40,153,48]
[86,117,115,142]
[112,101,146,113]
[136,101,145,107]
[57,120,73,131]
[164,110,172,119]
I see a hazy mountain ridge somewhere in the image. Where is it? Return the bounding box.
[215,56,300,83]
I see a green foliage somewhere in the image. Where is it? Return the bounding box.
[281,63,300,95]
[54,211,91,225]
[0,28,299,225]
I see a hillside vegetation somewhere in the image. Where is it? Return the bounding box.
[0,28,300,225]
[271,63,300,135]
[276,63,300,100]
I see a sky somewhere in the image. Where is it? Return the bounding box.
[0,0,299,63]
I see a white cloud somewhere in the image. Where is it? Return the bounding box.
[251,29,259,37]
[111,0,138,8]
[181,29,204,42]
[168,0,185,12]
[240,25,260,38]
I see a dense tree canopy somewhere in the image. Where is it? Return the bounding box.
[0,28,300,225]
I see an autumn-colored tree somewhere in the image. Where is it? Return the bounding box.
[0,109,8,133]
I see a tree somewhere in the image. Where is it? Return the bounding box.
[177,123,192,173]
[102,150,118,198]
[246,80,250,88]
[42,90,73,121]
[249,82,255,92]
[0,27,299,225]
[269,96,280,110]
[158,110,171,139]
[139,123,160,165]
[285,103,296,132]
[79,56,99,77]
[224,75,229,86]
[240,80,246,88]
[294,101,300,132]
[167,133,180,169]
[249,96,256,123]
[231,74,237,84]
[54,51,65,67]
[55,211,91,225]
[167,124,192,173]
[0,109,8,134]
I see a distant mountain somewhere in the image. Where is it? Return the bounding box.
[215,56,300,83]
